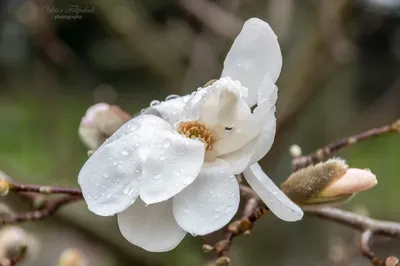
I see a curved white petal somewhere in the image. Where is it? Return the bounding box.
[140,131,205,205]
[78,133,144,216]
[173,159,240,236]
[249,108,276,165]
[118,199,186,252]
[199,77,250,128]
[144,95,191,125]
[212,106,272,157]
[213,77,277,158]
[103,114,173,147]
[79,115,176,216]
[219,137,258,174]
[221,18,282,106]
[243,163,303,222]
[257,76,278,106]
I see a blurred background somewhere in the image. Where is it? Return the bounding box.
[0,0,399,265]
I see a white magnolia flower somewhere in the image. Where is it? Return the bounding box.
[78,18,303,253]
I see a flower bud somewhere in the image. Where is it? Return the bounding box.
[0,226,28,261]
[215,256,230,266]
[79,103,131,150]
[58,249,87,266]
[281,158,377,206]
[0,177,9,197]
[289,144,302,157]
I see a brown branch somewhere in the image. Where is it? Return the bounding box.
[1,196,82,225]
[217,185,400,265]
[302,207,400,265]
[9,183,82,196]
[360,232,400,266]
[213,197,269,257]
[303,207,400,237]
[292,119,400,171]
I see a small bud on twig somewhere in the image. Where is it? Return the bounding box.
[0,226,28,262]
[202,244,214,253]
[79,103,131,150]
[58,249,87,266]
[281,158,377,206]
[215,256,230,266]
[0,177,9,197]
[289,144,302,157]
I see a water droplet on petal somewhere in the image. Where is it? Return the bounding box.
[120,150,129,156]
[165,94,180,101]
[162,138,172,148]
[184,208,190,214]
[159,154,166,161]
[153,173,162,180]
[150,100,160,107]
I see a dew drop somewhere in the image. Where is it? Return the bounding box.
[165,94,180,101]
[183,208,190,214]
[159,154,166,161]
[153,173,162,180]
[162,138,172,148]
[120,150,129,156]
[150,100,160,107]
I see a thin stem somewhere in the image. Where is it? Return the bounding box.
[292,119,400,170]
[9,183,82,196]
[1,196,82,225]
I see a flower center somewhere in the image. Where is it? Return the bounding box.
[177,121,213,150]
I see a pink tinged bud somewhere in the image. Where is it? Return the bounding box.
[58,249,87,266]
[78,103,131,150]
[281,158,378,206]
[319,168,377,197]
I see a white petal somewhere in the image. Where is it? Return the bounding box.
[219,137,258,174]
[103,114,173,147]
[78,133,144,216]
[249,108,276,165]
[117,199,186,252]
[243,163,303,222]
[221,18,282,106]
[79,115,174,216]
[257,76,278,106]
[213,105,273,157]
[140,131,205,205]
[173,159,239,235]
[199,77,250,128]
[144,95,191,125]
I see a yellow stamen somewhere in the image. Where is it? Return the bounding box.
[177,121,213,150]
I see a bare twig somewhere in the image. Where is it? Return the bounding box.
[9,183,82,196]
[292,119,400,170]
[304,207,400,238]
[217,183,400,265]
[214,201,269,257]
[1,196,82,225]
[305,207,400,265]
